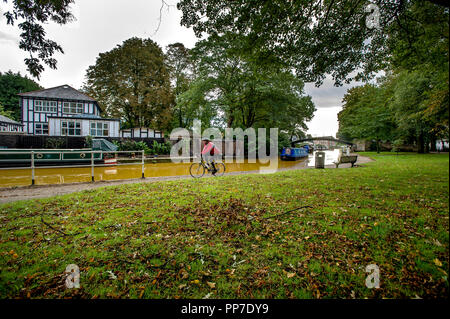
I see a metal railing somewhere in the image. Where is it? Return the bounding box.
[0,150,146,186]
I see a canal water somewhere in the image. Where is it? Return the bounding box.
[0,158,307,188]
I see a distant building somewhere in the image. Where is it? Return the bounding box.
[354,139,371,152]
[18,85,120,137]
[120,127,163,138]
[436,140,449,151]
[0,114,24,133]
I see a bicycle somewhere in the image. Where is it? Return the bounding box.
[189,156,226,178]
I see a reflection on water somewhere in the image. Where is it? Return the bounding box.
[0,158,307,187]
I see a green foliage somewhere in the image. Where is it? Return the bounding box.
[338,0,449,154]
[84,136,93,148]
[278,133,292,153]
[44,138,65,149]
[179,33,315,135]
[1,0,75,78]
[391,139,404,153]
[83,37,174,131]
[113,139,171,155]
[0,104,13,118]
[116,140,150,155]
[177,0,448,86]
[337,83,397,153]
[165,43,195,129]
[0,71,42,121]
[149,140,172,155]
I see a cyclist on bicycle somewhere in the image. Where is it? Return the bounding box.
[201,138,220,174]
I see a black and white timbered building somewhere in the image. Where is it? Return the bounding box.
[0,115,24,133]
[19,85,120,137]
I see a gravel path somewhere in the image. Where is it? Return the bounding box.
[0,155,373,204]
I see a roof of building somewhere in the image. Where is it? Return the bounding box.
[17,85,97,102]
[47,115,120,121]
[0,114,22,125]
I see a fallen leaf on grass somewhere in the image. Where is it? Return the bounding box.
[286,272,296,278]
[107,271,117,280]
[434,259,443,267]
[207,282,216,289]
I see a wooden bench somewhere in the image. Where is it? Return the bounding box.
[334,155,358,168]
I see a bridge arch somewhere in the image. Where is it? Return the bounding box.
[291,137,354,147]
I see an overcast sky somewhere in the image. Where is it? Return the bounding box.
[0,0,361,137]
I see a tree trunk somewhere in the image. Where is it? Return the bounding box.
[417,132,425,154]
[425,142,430,153]
[430,135,437,152]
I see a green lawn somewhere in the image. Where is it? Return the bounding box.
[0,153,448,299]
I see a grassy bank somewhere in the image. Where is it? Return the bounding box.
[0,153,448,298]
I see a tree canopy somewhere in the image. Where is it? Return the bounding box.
[0,71,42,121]
[177,33,315,139]
[337,1,448,153]
[177,0,449,86]
[83,37,174,130]
[165,42,195,129]
[1,0,75,78]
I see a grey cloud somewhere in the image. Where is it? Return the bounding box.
[0,31,19,45]
[304,76,363,109]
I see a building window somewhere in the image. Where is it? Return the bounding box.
[35,123,49,135]
[35,100,57,113]
[61,120,81,136]
[90,122,109,137]
[155,131,162,138]
[63,102,84,114]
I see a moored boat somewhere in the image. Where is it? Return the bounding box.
[280,147,309,161]
[0,138,117,167]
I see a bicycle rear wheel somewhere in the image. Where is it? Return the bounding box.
[190,163,205,178]
[213,162,225,177]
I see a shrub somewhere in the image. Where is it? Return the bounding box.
[45,138,65,149]
[150,140,171,155]
[84,135,93,148]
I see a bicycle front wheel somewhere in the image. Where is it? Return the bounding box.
[213,162,226,177]
[189,163,205,178]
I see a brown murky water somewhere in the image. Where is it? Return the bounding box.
[0,159,306,188]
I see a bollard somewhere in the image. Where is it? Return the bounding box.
[91,151,95,182]
[141,150,145,179]
[31,151,35,185]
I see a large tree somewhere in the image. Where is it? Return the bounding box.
[179,33,315,135]
[0,71,42,121]
[337,1,448,153]
[83,37,174,131]
[1,0,75,78]
[177,0,449,86]
[337,84,396,152]
[165,42,195,129]
[389,69,448,153]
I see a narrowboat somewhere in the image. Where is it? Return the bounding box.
[0,139,117,167]
[280,147,309,161]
